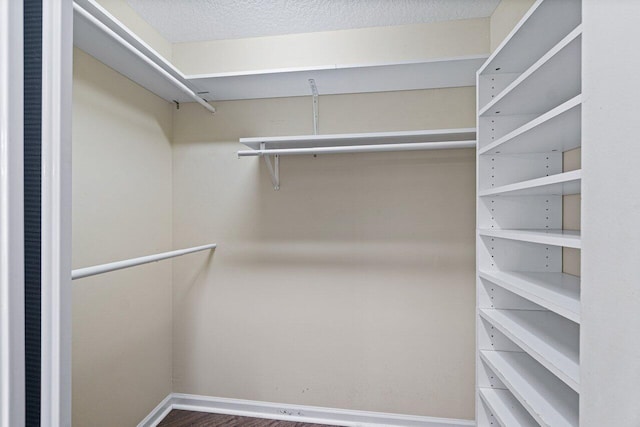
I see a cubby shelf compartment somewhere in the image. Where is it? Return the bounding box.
[480,309,579,391]
[480,351,579,427]
[479,170,581,197]
[479,229,581,249]
[479,26,582,117]
[479,388,537,427]
[479,95,582,155]
[479,270,580,323]
[478,0,582,76]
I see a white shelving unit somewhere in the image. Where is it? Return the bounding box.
[476,0,582,425]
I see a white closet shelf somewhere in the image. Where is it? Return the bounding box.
[481,351,579,427]
[479,96,582,155]
[73,0,215,113]
[478,0,581,75]
[73,0,488,102]
[479,229,581,249]
[239,129,476,190]
[480,309,579,391]
[479,270,580,323]
[239,128,476,150]
[479,170,581,197]
[479,388,537,427]
[187,56,488,101]
[479,26,582,117]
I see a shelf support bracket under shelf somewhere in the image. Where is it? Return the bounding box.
[260,142,280,190]
[309,79,319,135]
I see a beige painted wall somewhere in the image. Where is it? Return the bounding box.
[172,19,489,75]
[171,88,477,420]
[96,0,173,61]
[489,0,536,51]
[72,48,174,426]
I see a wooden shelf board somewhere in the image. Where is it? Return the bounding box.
[479,27,582,117]
[479,95,582,155]
[240,128,476,150]
[479,270,580,323]
[480,351,579,427]
[480,309,580,391]
[479,229,581,249]
[479,170,581,197]
[479,388,537,427]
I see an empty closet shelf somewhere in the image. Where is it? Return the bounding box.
[239,128,477,190]
[239,128,476,150]
[72,244,216,280]
[238,140,476,156]
[479,96,582,155]
[479,270,580,323]
[479,170,581,197]
[479,229,581,248]
[479,388,537,427]
[479,26,582,117]
[480,309,579,391]
[478,0,581,76]
[480,351,579,427]
[73,0,215,113]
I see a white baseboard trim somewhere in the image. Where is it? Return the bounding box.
[138,393,475,427]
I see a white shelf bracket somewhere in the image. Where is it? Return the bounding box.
[260,142,280,190]
[309,79,319,135]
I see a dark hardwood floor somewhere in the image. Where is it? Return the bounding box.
[157,410,340,427]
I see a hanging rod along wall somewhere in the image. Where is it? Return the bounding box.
[238,140,476,157]
[71,243,217,280]
[73,2,216,114]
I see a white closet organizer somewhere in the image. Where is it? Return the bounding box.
[73,0,487,103]
[238,128,477,190]
[475,0,582,426]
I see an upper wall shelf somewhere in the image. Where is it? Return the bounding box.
[73,0,488,104]
[187,56,488,101]
[73,0,216,113]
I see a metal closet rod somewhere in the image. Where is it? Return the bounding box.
[238,140,477,157]
[73,2,216,114]
[71,243,217,280]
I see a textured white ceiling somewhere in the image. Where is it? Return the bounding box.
[126,0,500,43]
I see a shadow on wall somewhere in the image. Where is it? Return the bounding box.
[253,148,476,241]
